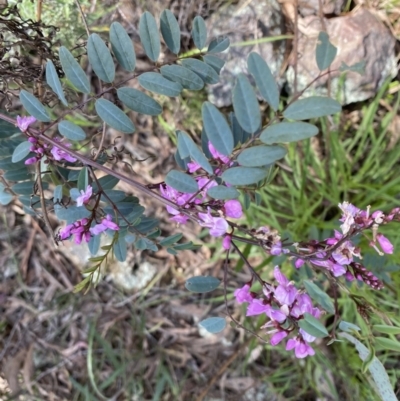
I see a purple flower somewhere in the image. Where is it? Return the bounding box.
[246,299,270,316]
[234,284,253,304]
[208,142,230,164]
[376,233,393,254]
[265,306,287,323]
[25,157,39,165]
[76,185,93,207]
[90,214,119,235]
[338,201,359,234]
[16,115,36,132]
[222,235,232,250]
[198,208,228,237]
[270,241,283,256]
[170,212,189,224]
[59,223,75,240]
[50,138,77,163]
[295,259,305,269]
[286,338,315,358]
[224,200,242,219]
[187,161,201,173]
[59,218,91,244]
[270,330,288,346]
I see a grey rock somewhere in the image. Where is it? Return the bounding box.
[206,0,286,108]
[286,8,397,105]
[298,0,345,17]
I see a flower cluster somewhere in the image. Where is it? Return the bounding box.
[160,142,242,245]
[290,202,399,290]
[16,116,77,165]
[58,185,119,244]
[235,267,321,358]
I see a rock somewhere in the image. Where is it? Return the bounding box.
[286,8,397,105]
[206,0,286,107]
[298,0,345,17]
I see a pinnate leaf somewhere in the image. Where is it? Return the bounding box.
[87,33,115,83]
[139,11,160,62]
[247,52,279,111]
[46,59,68,106]
[298,313,329,338]
[199,317,226,334]
[303,280,335,314]
[232,73,261,134]
[207,185,240,200]
[316,32,337,71]
[260,122,318,144]
[191,16,207,50]
[222,167,268,186]
[110,22,136,72]
[59,46,91,94]
[185,276,220,293]
[202,102,233,156]
[165,170,198,193]
[20,90,51,122]
[237,145,286,167]
[160,10,180,54]
[117,87,162,116]
[0,184,13,205]
[138,72,182,97]
[95,98,135,134]
[159,233,183,246]
[160,65,204,90]
[177,131,212,174]
[283,97,341,120]
[114,235,127,262]
[207,37,229,53]
[203,54,225,74]
[12,141,31,163]
[58,120,86,140]
[180,58,219,84]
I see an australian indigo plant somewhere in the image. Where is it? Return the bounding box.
[0,9,398,400]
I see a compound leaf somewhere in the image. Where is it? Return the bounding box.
[160,65,204,90]
[139,11,160,62]
[247,52,279,111]
[185,276,220,293]
[207,37,229,53]
[191,16,207,50]
[260,122,319,144]
[46,59,68,106]
[237,145,286,167]
[58,120,86,141]
[199,317,226,334]
[59,46,90,94]
[165,170,198,193]
[232,73,261,133]
[110,22,136,72]
[87,33,115,83]
[11,141,31,163]
[117,87,162,116]
[160,10,180,54]
[20,90,51,122]
[202,102,233,156]
[207,185,240,200]
[181,58,219,84]
[316,31,337,71]
[222,166,268,186]
[95,98,135,134]
[283,97,341,120]
[138,72,182,97]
